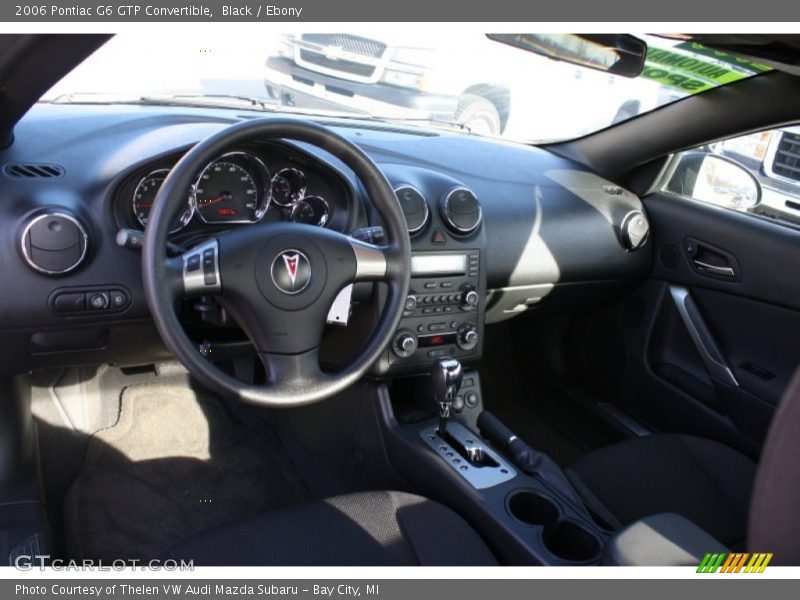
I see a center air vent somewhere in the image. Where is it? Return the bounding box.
[4,163,65,179]
[440,187,482,236]
[395,185,430,236]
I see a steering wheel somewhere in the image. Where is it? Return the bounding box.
[142,119,411,406]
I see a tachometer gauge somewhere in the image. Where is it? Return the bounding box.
[132,169,195,233]
[291,196,329,227]
[270,168,306,207]
[194,152,270,224]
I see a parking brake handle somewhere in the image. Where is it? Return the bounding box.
[477,411,581,505]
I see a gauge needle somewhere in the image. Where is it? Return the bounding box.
[200,195,225,208]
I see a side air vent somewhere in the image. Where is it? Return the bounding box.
[4,163,65,179]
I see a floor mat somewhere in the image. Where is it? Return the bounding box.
[64,383,309,561]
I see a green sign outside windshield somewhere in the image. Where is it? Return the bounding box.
[640,42,771,94]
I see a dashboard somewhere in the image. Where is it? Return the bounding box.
[0,103,653,378]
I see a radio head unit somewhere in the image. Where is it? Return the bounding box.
[387,250,484,370]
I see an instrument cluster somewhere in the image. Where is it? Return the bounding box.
[121,146,343,236]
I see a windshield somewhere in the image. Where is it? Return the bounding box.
[41,32,769,144]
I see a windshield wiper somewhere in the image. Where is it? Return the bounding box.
[138,93,276,110]
[42,93,476,135]
[376,116,473,134]
[43,92,278,110]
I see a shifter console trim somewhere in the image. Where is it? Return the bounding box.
[420,421,516,489]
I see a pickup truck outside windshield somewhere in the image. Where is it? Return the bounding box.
[41,32,769,143]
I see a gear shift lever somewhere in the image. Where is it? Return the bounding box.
[431,357,463,437]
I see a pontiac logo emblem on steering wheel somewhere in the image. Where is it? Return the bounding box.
[283,253,300,286]
[271,249,311,294]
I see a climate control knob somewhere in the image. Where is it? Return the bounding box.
[392,331,418,358]
[461,287,479,308]
[457,324,479,351]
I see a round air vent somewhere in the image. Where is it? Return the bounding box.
[20,210,89,275]
[394,185,429,236]
[440,187,482,235]
[620,210,650,251]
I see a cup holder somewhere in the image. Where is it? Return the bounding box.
[507,490,601,563]
[542,519,602,562]
[508,490,559,526]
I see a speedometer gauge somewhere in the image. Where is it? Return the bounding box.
[132,169,194,233]
[270,168,306,207]
[194,152,270,224]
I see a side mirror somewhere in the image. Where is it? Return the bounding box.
[666,152,762,210]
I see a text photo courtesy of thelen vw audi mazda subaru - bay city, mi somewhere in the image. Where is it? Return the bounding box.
[0,24,798,581]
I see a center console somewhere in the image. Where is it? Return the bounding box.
[364,178,606,565]
[372,364,609,566]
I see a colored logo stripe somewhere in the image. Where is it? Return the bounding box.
[697,553,773,573]
[746,553,773,573]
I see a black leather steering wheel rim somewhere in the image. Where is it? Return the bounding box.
[142,118,411,406]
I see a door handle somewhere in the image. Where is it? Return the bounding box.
[685,237,740,280]
[669,285,739,387]
[692,260,735,278]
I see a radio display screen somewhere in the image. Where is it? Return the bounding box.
[410,254,467,276]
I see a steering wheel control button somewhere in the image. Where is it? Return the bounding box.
[440,188,482,236]
[202,249,218,285]
[54,292,86,312]
[271,249,312,294]
[395,185,430,236]
[182,239,221,296]
[20,211,89,275]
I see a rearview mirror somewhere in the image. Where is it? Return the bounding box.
[666,152,762,210]
[486,34,647,78]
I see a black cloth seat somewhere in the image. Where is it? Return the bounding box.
[566,433,757,549]
[162,490,498,566]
